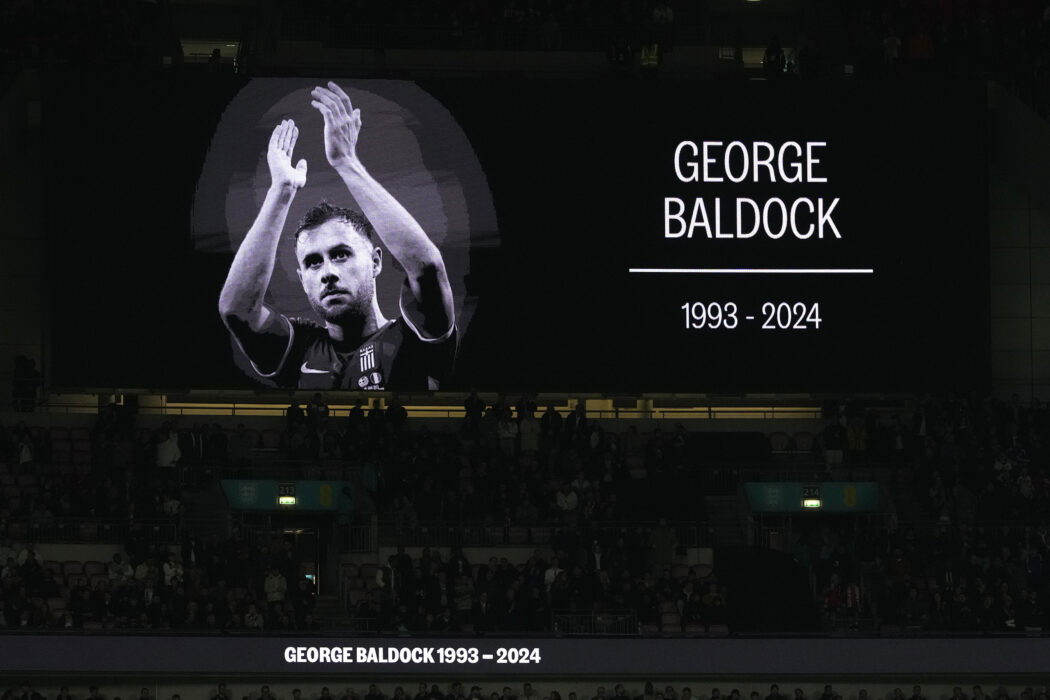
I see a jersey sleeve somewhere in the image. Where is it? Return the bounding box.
[265,316,326,388]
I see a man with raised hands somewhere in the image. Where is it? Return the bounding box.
[219,81,456,390]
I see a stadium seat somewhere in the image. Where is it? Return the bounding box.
[769,431,792,452]
[359,562,378,579]
[508,527,529,544]
[70,427,91,441]
[794,431,815,451]
[49,427,70,441]
[670,564,690,579]
[260,429,281,449]
[84,561,106,576]
[660,612,681,627]
[62,561,83,576]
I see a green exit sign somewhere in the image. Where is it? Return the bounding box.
[746,482,878,512]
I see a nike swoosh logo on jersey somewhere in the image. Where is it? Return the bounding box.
[300,362,331,374]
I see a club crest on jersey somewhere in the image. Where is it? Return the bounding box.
[359,344,376,372]
[357,375,370,388]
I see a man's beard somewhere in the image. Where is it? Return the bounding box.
[312,285,374,324]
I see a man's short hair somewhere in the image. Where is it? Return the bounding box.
[295,201,375,243]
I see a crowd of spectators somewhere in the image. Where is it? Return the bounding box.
[0,0,172,70]
[3,683,1050,700]
[9,390,1050,636]
[809,394,1050,633]
[0,527,316,631]
[350,542,727,634]
[281,392,725,633]
[1,402,323,632]
[847,1,1050,115]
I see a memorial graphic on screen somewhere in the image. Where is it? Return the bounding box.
[45,77,989,392]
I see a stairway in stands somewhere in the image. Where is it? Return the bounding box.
[180,486,231,540]
[703,494,747,546]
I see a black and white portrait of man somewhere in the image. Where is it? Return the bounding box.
[203,80,494,390]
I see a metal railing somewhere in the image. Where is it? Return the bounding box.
[551,609,639,636]
[35,399,826,420]
[344,522,379,553]
[3,518,178,545]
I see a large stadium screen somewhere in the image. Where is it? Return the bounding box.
[44,75,989,392]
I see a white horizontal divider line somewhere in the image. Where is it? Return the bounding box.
[628,268,875,274]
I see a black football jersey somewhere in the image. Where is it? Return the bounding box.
[263,316,456,390]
